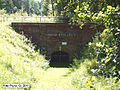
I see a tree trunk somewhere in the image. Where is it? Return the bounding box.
[51,0,54,16]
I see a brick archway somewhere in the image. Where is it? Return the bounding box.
[51,51,69,63]
[12,23,98,62]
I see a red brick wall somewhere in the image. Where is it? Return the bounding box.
[12,23,96,62]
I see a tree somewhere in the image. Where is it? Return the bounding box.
[61,0,120,79]
[58,0,120,23]
[0,0,5,9]
[26,0,30,15]
[0,0,42,15]
[51,0,55,16]
[5,0,14,13]
[41,0,49,16]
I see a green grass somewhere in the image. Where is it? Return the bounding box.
[36,67,74,90]
[37,59,120,90]
[70,59,120,90]
[0,22,49,90]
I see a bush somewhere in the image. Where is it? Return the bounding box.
[70,5,120,89]
[88,6,120,79]
[71,59,120,90]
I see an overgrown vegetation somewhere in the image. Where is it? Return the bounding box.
[0,22,49,89]
[71,59,120,90]
[56,0,120,89]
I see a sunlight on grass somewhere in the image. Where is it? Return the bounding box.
[0,22,49,90]
[35,67,75,90]
[71,59,120,90]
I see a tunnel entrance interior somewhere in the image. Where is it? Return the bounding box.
[51,51,69,62]
[50,51,70,67]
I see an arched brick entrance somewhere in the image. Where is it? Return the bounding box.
[51,51,69,62]
[11,23,99,62]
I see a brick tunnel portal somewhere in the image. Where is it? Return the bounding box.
[12,23,96,63]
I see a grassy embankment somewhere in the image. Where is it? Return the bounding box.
[0,22,49,89]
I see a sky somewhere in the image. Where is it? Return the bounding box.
[35,0,42,3]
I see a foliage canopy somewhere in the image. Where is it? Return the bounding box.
[59,0,120,80]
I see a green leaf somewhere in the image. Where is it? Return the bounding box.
[88,42,92,45]
[116,5,120,10]
[84,5,88,11]
[107,5,112,10]
[57,0,60,3]
[80,23,84,29]
[105,49,109,53]
[54,3,57,7]
[87,15,91,18]
[74,9,78,12]
[105,58,110,64]
[116,27,118,30]
[113,66,116,70]
[119,71,120,75]
[77,5,79,10]
[99,11,103,14]
[104,29,109,33]
[112,7,115,10]
[78,13,85,18]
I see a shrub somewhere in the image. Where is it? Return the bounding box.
[88,6,120,79]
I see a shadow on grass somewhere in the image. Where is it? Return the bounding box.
[62,71,72,77]
[50,62,72,68]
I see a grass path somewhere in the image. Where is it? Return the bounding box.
[36,67,74,90]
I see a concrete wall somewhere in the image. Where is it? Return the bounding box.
[12,23,96,62]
